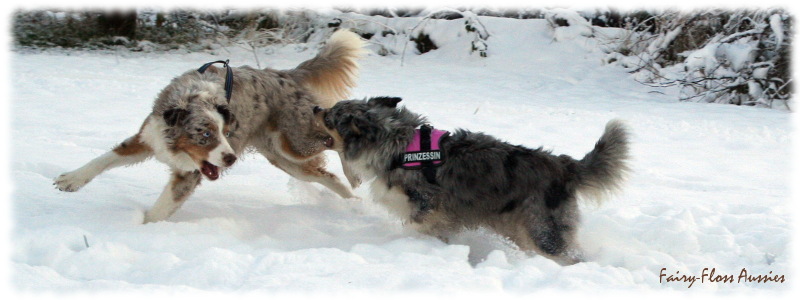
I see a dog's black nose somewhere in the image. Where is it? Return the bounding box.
[312,106,323,114]
[223,153,237,167]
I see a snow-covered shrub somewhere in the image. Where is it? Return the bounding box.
[399,9,491,59]
[13,9,306,52]
[463,11,491,58]
[306,9,491,62]
[13,10,125,49]
[545,8,595,41]
[13,8,495,62]
[14,9,219,50]
[602,8,792,110]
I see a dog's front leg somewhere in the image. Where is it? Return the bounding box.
[297,156,357,199]
[143,170,202,223]
[55,134,152,192]
[407,208,455,244]
[405,188,433,223]
[265,150,357,199]
[403,187,454,243]
[339,152,362,189]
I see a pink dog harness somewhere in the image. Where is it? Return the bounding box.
[393,124,449,184]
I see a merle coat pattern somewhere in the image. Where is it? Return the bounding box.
[54,30,365,223]
[317,97,630,265]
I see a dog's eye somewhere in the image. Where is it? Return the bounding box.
[323,113,335,129]
[203,131,211,138]
[225,131,232,138]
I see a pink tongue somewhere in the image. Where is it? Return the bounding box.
[201,161,220,180]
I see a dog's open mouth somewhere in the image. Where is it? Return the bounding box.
[201,161,220,180]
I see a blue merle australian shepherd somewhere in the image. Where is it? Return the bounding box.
[313,97,630,265]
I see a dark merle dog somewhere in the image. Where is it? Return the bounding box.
[314,97,630,265]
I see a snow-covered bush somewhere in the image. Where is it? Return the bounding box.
[13,8,493,61]
[602,9,792,110]
[13,10,132,49]
[13,9,305,52]
[403,9,491,59]
[14,9,213,50]
[299,9,491,63]
[13,8,791,110]
[545,8,595,41]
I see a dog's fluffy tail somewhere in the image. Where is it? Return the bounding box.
[292,30,367,108]
[574,119,630,205]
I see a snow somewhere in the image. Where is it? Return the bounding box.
[6,16,794,297]
[719,43,756,72]
[769,14,785,51]
[685,43,719,73]
[753,67,770,80]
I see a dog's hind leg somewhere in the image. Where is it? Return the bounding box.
[508,203,583,265]
[143,170,202,223]
[527,221,581,265]
[55,134,153,192]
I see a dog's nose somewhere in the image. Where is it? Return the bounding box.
[223,153,237,167]
[312,106,323,114]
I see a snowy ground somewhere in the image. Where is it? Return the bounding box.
[7,17,794,296]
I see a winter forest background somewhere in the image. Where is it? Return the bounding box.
[12,7,793,109]
[6,4,795,296]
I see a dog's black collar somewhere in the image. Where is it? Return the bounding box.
[197,59,234,102]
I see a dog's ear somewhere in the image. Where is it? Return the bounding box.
[163,108,190,127]
[368,97,402,108]
[216,105,235,124]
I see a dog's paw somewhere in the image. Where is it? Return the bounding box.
[53,171,91,192]
[142,214,161,224]
[142,210,164,224]
[347,176,362,189]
